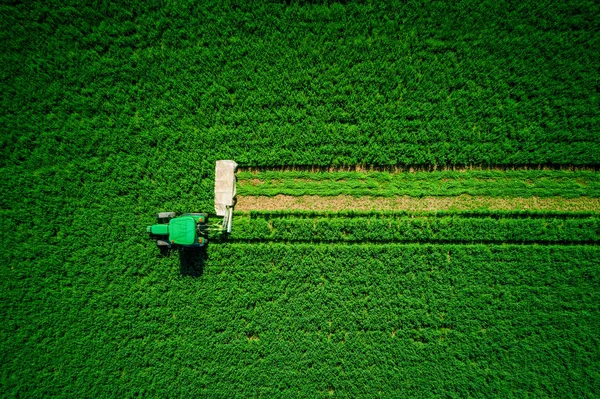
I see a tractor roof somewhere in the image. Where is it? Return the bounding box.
[169,216,196,245]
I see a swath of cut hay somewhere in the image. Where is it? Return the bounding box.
[236,195,600,212]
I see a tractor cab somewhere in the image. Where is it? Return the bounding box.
[146,213,207,248]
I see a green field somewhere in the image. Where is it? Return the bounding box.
[2,0,600,397]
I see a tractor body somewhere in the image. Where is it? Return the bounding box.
[146,213,208,248]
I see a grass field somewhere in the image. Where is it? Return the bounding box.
[2,0,600,397]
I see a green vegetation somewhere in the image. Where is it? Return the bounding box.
[2,0,600,168]
[4,243,598,397]
[2,0,600,397]
[238,169,600,197]
[231,212,600,243]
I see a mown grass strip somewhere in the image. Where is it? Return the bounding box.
[228,215,600,244]
[244,209,600,219]
[236,195,600,213]
[237,170,600,198]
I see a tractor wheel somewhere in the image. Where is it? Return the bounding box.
[158,212,176,222]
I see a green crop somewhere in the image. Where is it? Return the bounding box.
[4,243,598,397]
[2,0,600,397]
[230,213,600,243]
[2,0,599,168]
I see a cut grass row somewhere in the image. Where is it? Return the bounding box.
[228,214,600,244]
[236,194,600,213]
[237,169,600,198]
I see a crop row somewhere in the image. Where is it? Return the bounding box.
[229,215,600,243]
[236,194,600,213]
[244,209,600,219]
[237,169,600,198]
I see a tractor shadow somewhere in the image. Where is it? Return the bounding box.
[178,246,208,277]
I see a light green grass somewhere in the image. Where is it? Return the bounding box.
[229,213,600,243]
[237,169,600,198]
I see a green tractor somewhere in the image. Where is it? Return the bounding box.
[146,212,208,248]
[146,160,237,250]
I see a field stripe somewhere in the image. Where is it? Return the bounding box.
[237,165,600,173]
[225,213,600,244]
[237,169,600,198]
[236,195,600,212]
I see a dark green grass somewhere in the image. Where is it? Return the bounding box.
[1,0,599,168]
[237,169,600,197]
[2,0,600,397]
[2,243,599,397]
